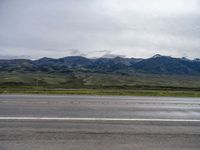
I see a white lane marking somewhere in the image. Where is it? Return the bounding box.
[0,117,200,122]
[1,100,200,106]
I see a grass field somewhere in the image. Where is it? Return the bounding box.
[0,72,200,97]
[1,89,200,97]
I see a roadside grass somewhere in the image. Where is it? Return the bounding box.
[1,88,200,97]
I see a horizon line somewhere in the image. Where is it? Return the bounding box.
[0,54,199,61]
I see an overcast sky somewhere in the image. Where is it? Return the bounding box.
[0,0,200,59]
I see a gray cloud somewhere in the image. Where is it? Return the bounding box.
[0,0,200,59]
[0,55,32,60]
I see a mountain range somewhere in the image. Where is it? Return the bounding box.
[0,54,200,75]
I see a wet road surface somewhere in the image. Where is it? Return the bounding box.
[0,95,200,150]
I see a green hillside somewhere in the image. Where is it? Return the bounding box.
[1,72,200,97]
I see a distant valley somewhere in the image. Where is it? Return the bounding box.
[1,54,200,97]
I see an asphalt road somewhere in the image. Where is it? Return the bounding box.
[0,94,200,150]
